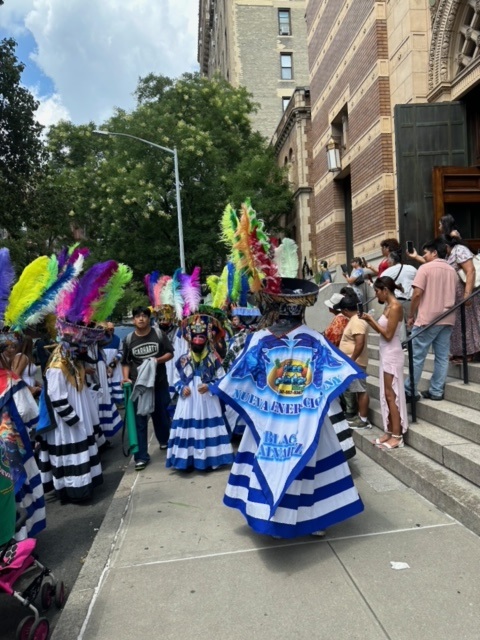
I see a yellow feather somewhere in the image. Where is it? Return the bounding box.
[5,256,52,328]
[213,267,228,309]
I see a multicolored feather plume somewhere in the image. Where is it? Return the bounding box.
[232,200,280,293]
[160,277,173,306]
[144,271,161,308]
[0,248,15,326]
[14,261,80,330]
[4,256,55,328]
[67,260,118,323]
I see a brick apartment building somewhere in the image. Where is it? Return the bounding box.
[198,0,310,140]
[306,0,480,269]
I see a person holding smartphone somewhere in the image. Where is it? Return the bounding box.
[343,257,365,303]
[358,277,408,449]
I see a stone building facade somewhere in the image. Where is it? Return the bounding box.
[198,0,310,139]
[271,88,313,266]
[306,0,480,268]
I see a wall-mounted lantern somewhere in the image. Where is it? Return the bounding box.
[326,137,341,172]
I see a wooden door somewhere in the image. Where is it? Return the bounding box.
[433,166,480,252]
[394,103,468,253]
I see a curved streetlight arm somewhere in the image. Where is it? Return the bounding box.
[92,129,185,272]
[93,130,174,156]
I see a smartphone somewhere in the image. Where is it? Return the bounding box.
[341,263,348,273]
[406,240,414,254]
[357,302,364,315]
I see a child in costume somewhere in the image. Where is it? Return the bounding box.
[166,268,234,471]
[166,313,234,470]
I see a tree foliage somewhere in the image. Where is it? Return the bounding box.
[0,38,44,236]
[45,72,293,278]
[2,69,293,284]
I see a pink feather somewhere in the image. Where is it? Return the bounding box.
[180,267,201,316]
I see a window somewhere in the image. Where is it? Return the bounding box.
[278,9,291,36]
[280,53,293,80]
[282,96,291,111]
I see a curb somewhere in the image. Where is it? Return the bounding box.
[51,461,137,640]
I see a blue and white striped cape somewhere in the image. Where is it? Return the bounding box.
[212,326,364,538]
[0,371,46,539]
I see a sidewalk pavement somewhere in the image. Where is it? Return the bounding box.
[52,444,480,640]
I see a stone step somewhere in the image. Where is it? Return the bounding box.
[367,358,480,410]
[368,399,480,488]
[366,376,480,445]
[352,425,480,537]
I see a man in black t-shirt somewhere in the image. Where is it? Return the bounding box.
[122,306,174,470]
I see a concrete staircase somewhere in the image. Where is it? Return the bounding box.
[353,332,480,536]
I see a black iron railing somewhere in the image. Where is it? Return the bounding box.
[402,287,480,422]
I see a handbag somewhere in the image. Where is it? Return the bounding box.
[457,254,480,289]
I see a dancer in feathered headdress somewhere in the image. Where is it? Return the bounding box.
[210,199,365,540]
[38,259,132,504]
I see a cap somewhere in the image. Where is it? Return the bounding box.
[324,293,344,309]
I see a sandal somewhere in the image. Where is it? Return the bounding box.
[373,432,391,446]
[378,434,404,450]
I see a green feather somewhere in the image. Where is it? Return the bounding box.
[91,263,133,322]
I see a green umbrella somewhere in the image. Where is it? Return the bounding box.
[122,382,139,456]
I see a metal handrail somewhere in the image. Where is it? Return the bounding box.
[402,287,480,422]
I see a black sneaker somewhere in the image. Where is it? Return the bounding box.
[159,443,168,450]
[135,460,149,471]
[421,390,444,401]
[405,393,421,403]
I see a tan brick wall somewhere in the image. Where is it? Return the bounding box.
[307,0,396,269]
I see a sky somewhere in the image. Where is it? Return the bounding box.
[0,0,199,127]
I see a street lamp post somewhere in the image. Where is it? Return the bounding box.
[93,130,185,272]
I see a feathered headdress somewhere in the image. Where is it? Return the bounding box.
[12,251,86,330]
[232,199,280,294]
[0,248,15,327]
[4,255,59,329]
[61,260,118,324]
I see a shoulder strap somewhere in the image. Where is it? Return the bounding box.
[393,264,403,282]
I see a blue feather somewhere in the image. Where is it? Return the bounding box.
[172,268,184,319]
[0,248,15,324]
[227,262,235,299]
[239,273,249,306]
[14,263,77,330]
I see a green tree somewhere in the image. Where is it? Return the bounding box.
[38,73,293,279]
[0,38,44,236]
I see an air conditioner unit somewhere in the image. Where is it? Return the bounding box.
[280,28,290,36]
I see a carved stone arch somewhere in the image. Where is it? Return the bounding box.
[429,0,464,91]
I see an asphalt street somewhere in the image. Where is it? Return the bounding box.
[0,428,128,639]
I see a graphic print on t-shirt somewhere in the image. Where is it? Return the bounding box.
[131,342,160,359]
